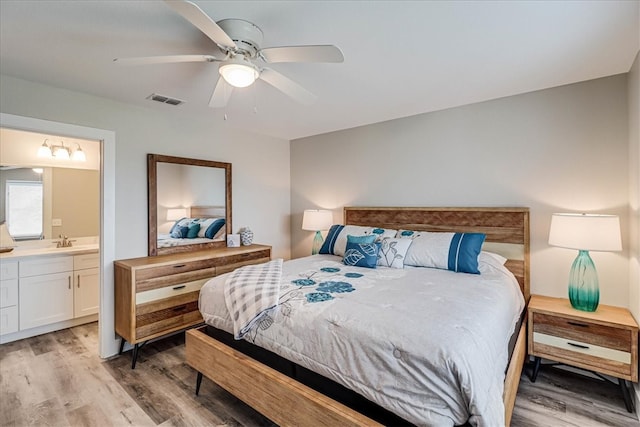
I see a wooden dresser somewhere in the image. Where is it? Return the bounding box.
[115,244,271,368]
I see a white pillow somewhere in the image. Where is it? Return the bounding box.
[377,237,413,269]
[319,225,397,257]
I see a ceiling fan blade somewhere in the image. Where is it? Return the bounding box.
[113,54,219,65]
[164,0,236,48]
[209,76,233,108]
[259,68,317,105]
[260,45,344,63]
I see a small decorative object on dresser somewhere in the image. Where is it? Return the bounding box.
[528,294,638,412]
[239,227,254,246]
[114,245,271,368]
[226,234,240,247]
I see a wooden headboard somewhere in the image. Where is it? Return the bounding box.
[344,207,530,301]
[191,205,226,218]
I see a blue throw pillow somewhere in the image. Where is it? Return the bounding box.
[204,218,225,239]
[447,233,485,274]
[186,223,201,239]
[346,234,376,244]
[319,224,344,254]
[343,241,380,269]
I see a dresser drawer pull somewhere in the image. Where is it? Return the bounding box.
[567,321,589,328]
[173,264,187,268]
[172,285,186,290]
[567,341,589,349]
[173,305,187,312]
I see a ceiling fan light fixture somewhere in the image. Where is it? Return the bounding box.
[219,62,259,88]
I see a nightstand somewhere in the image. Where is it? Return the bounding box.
[527,294,638,412]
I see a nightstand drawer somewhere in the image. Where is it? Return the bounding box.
[532,332,631,364]
[532,312,632,352]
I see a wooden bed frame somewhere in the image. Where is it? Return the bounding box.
[186,207,530,426]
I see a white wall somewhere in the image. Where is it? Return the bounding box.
[0,74,291,261]
[291,75,630,307]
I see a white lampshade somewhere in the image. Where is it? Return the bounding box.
[37,141,52,158]
[166,208,188,221]
[548,213,622,252]
[219,62,259,88]
[302,209,333,231]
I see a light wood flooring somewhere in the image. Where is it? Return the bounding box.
[1,322,638,427]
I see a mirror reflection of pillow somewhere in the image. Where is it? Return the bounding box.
[205,218,226,239]
[169,217,189,235]
[171,225,190,238]
[187,223,201,239]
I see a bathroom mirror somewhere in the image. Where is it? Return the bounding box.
[148,154,231,256]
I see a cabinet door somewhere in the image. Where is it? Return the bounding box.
[20,272,73,330]
[74,267,99,317]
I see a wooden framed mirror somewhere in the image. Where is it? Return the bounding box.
[148,154,231,256]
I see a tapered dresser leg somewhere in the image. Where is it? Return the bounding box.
[195,372,203,396]
[131,343,139,369]
[619,379,634,413]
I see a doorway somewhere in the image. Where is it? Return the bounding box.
[0,112,117,358]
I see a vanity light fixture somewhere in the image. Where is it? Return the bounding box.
[37,139,86,162]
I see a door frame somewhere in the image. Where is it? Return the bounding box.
[0,112,118,358]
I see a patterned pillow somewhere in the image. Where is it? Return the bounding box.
[404,232,486,274]
[377,237,413,269]
[343,241,380,269]
[169,217,190,235]
[171,225,190,238]
[320,225,397,256]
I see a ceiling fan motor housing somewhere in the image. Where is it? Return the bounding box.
[217,19,264,58]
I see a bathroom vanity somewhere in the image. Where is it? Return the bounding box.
[0,242,99,343]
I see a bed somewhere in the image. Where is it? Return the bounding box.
[186,207,530,426]
[157,206,226,248]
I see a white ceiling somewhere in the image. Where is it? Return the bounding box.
[1,1,638,141]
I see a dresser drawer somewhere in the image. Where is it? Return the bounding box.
[135,258,219,282]
[135,291,202,340]
[532,312,632,352]
[136,278,209,305]
[216,256,271,276]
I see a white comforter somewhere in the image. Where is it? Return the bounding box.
[199,254,524,426]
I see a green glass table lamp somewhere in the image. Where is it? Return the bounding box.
[302,209,333,255]
[548,213,622,312]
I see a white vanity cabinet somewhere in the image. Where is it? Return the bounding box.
[73,253,100,317]
[19,256,74,330]
[0,250,100,342]
[0,261,19,335]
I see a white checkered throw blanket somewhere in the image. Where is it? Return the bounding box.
[224,258,283,339]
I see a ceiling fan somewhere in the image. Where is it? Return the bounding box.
[114,0,344,108]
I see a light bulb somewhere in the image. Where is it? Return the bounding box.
[219,63,258,88]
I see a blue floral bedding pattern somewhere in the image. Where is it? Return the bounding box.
[243,261,374,341]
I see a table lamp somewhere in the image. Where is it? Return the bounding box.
[548,213,622,312]
[302,209,333,255]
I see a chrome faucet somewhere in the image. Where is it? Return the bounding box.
[56,234,73,248]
